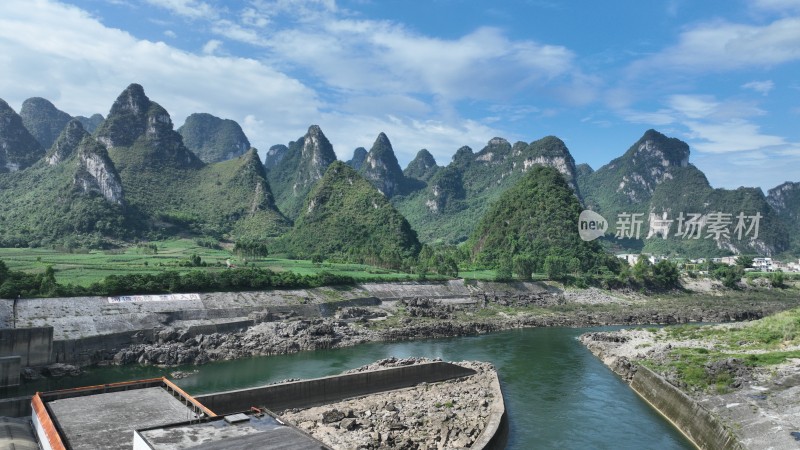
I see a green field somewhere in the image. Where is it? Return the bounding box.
[0,239,429,287]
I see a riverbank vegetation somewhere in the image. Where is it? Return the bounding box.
[640,305,800,393]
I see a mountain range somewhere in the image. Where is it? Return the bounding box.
[0,84,797,260]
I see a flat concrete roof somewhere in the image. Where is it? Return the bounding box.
[138,413,329,450]
[47,386,201,450]
[0,417,39,450]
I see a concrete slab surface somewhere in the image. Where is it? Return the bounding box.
[139,414,329,450]
[48,387,200,450]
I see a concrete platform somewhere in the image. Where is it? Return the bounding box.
[0,417,38,450]
[136,413,330,450]
[48,386,201,449]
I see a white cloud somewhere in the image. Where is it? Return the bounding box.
[684,120,785,153]
[143,0,218,20]
[752,0,800,13]
[629,17,800,73]
[0,0,317,147]
[0,0,514,168]
[666,95,719,119]
[741,80,775,95]
[164,30,177,38]
[195,3,581,104]
[619,93,790,163]
[202,39,222,55]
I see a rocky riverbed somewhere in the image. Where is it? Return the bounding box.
[110,287,795,367]
[278,358,500,450]
[580,321,800,449]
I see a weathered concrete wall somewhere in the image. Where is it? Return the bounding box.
[0,395,32,418]
[196,362,477,415]
[52,329,154,365]
[0,355,21,387]
[471,368,509,450]
[0,327,53,366]
[630,366,744,450]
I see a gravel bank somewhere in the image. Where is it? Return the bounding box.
[580,325,800,449]
[279,358,501,450]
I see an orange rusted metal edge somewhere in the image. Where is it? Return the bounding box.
[32,393,67,450]
[161,377,217,417]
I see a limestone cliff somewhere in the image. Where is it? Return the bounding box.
[266,125,338,219]
[360,133,407,198]
[73,136,125,205]
[47,119,88,166]
[264,144,288,170]
[96,83,201,169]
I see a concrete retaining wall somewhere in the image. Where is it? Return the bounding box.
[0,355,22,387]
[0,396,32,418]
[0,327,53,366]
[630,366,744,450]
[52,329,154,366]
[470,368,509,450]
[196,362,477,415]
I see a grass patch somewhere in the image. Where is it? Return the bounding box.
[0,239,423,288]
[647,307,800,392]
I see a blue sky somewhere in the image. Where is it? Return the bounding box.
[1,0,799,191]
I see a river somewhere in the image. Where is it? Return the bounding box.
[4,327,693,449]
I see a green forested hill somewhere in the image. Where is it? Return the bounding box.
[578,129,788,256]
[468,165,614,276]
[0,83,797,260]
[98,84,288,240]
[767,182,800,254]
[403,149,439,182]
[0,121,127,248]
[265,125,337,220]
[274,161,420,266]
[20,97,73,150]
[394,135,580,244]
[0,99,44,172]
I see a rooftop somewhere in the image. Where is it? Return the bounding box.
[137,412,330,450]
[47,386,201,450]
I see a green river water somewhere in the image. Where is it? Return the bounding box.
[3,327,694,449]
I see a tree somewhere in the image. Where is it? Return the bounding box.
[495,256,513,281]
[771,271,785,288]
[0,260,8,285]
[651,260,680,290]
[513,254,536,281]
[735,255,754,268]
[544,255,575,281]
[632,256,652,283]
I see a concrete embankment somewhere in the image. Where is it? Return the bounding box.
[2,280,795,382]
[630,366,743,450]
[196,361,477,414]
[203,359,508,450]
[581,325,800,449]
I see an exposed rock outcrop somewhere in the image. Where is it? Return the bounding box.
[264,144,288,170]
[360,133,407,198]
[267,125,338,219]
[46,119,88,166]
[96,83,202,169]
[73,136,125,205]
